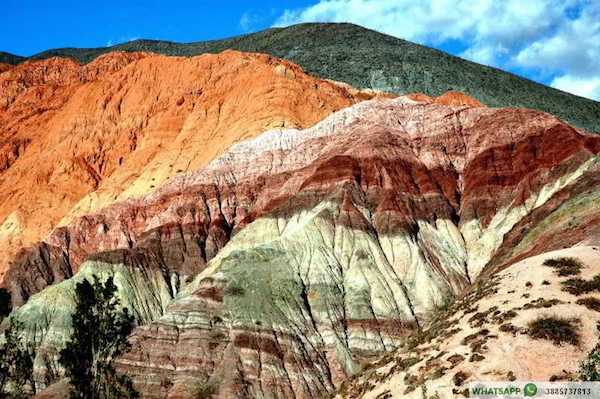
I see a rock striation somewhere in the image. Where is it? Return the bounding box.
[340,246,600,399]
[0,50,376,288]
[13,93,600,397]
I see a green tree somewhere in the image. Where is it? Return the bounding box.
[59,276,137,399]
[0,318,36,398]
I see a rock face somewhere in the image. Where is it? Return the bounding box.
[0,50,376,288]
[0,63,11,74]
[13,93,600,397]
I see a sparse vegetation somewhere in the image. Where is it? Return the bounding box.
[527,316,580,346]
[499,323,520,335]
[576,297,600,312]
[543,257,584,276]
[523,298,563,309]
[507,371,516,381]
[224,284,245,297]
[470,353,485,362]
[453,371,469,386]
[562,275,600,296]
[468,306,498,328]
[550,371,577,381]
[461,329,489,345]
[446,354,465,366]
[189,377,217,398]
[400,357,421,369]
[495,309,518,324]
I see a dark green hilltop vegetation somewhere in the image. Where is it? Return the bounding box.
[3,23,600,132]
[0,51,25,64]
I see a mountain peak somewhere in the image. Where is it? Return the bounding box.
[4,22,598,132]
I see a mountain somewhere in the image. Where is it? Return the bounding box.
[8,86,600,397]
[1,24,600,399]
[0,50,378,299]
[5,23,600,133]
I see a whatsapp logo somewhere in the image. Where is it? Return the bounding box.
[524,383,538,397]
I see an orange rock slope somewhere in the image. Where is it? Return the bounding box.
[0,63,11,74]
[407,91,485,107]
[0,50,381,280]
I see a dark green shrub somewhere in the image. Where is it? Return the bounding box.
[562,275,600,296]
[580,339,600,381]
[0,318,36,397]
[543,257,584,276]
[527,316,580,346]
[576,297,600,312]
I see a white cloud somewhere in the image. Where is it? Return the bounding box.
[239,12,256,32]
[551,75,600,100]
[516,3,600,78]
[104,36,140,48]
[274,0,600,100]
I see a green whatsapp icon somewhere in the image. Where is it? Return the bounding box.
[524,383,538,397]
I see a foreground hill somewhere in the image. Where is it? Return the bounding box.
[340,246,600,398]
[10,90,600,397]
[2,23,599,132]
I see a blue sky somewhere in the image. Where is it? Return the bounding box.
[1,1,312,54]
[3,1,600,100]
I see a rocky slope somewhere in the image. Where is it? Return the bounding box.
[0,50,376,291]
[11,93,600,397]
[0,62,11,74]
[4,23,600,132]
[340,246,600,399]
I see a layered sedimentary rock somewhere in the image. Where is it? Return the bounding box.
[0,50,375,286]
[14,94,600,397]
[340,246,600,399]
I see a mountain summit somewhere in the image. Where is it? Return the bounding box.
[3,23,600,132]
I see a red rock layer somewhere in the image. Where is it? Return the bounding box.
[111,100,599,398]
[0,50,376,282]
[10,93,600,398]
[7,97,600,306]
